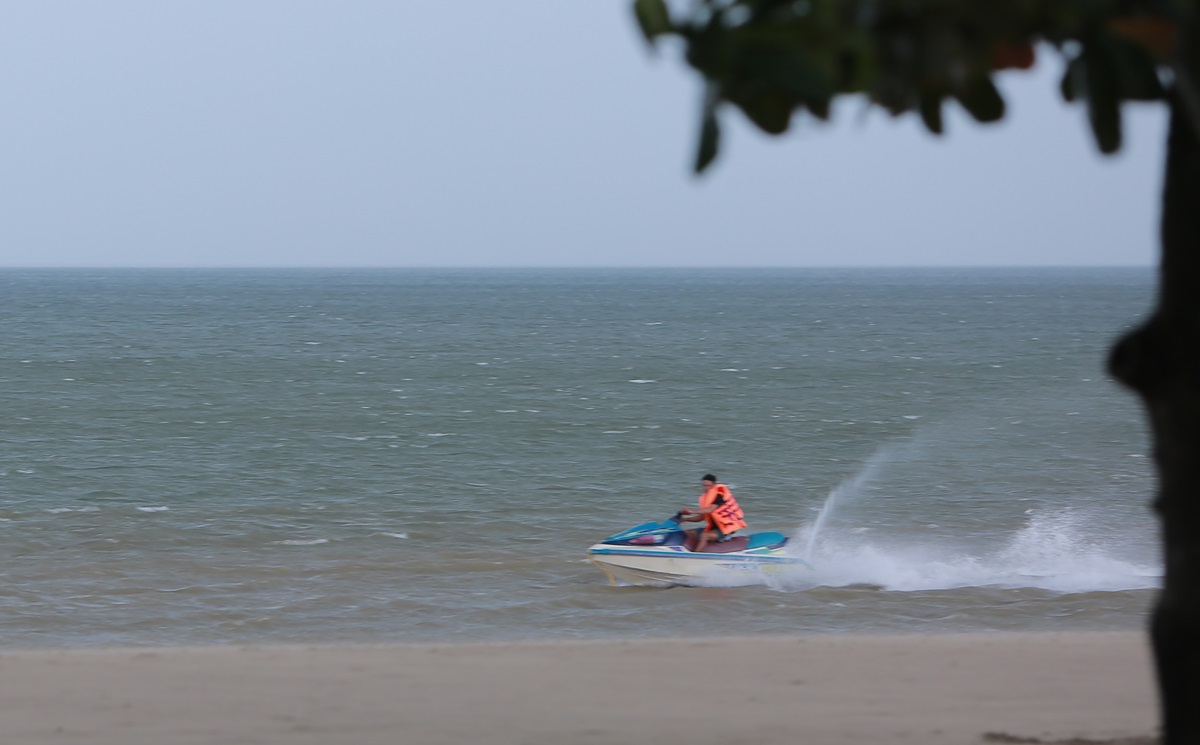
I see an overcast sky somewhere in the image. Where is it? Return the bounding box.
[0,2,1166,268]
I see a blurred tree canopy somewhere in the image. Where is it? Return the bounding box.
[634,0,1183,170]
[632,2,1198,743]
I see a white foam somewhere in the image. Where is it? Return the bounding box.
[775,441,1161,595]
[786,507,1159,594]
[779,514,1161,594]
[137,506,170,513]
[272,538,329,546]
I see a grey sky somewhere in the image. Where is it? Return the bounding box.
[0,2,1164,268]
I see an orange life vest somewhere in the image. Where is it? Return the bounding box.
[699,484,746,535]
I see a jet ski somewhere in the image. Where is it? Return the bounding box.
[587,514,811,587]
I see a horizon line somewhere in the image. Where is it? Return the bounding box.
[0,264,1156,271]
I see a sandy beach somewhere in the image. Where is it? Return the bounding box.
[0,632,1156,745]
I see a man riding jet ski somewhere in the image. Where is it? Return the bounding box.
[586,475,810,587]
[677,474,747,553]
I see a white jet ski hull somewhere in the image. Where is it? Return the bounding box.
[588,544,808,587]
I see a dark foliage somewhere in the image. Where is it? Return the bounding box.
[634,2,1199,742]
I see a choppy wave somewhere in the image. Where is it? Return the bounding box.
[0,267,1159,646]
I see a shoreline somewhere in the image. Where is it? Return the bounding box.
[0,631,1157,745]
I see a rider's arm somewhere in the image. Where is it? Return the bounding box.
[687,493,723,516]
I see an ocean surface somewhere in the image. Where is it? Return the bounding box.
[0,268,1161,648]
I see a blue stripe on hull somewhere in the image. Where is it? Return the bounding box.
[588,547,808,566]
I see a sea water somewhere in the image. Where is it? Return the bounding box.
[0,268,1160,647]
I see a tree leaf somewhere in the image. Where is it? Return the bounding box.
[736,44,835,105]
[1083,43,1123,153]
[695,97,721,174]
[954,77,1005,123]
[730,87,795,134]
[807,94,831,120]
[1104,32,1166,101]
[1109,16,1179,61]
[919,92,944,135]
[991,42,1036,71]
[835,34,877,93]
[1060,56,1085,103]
[633,0,672,47]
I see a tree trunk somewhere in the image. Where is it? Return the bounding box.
[1108,91,1200,745]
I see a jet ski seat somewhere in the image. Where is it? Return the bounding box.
[683,535,751,553]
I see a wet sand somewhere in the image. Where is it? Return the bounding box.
[0,632,1157,745]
